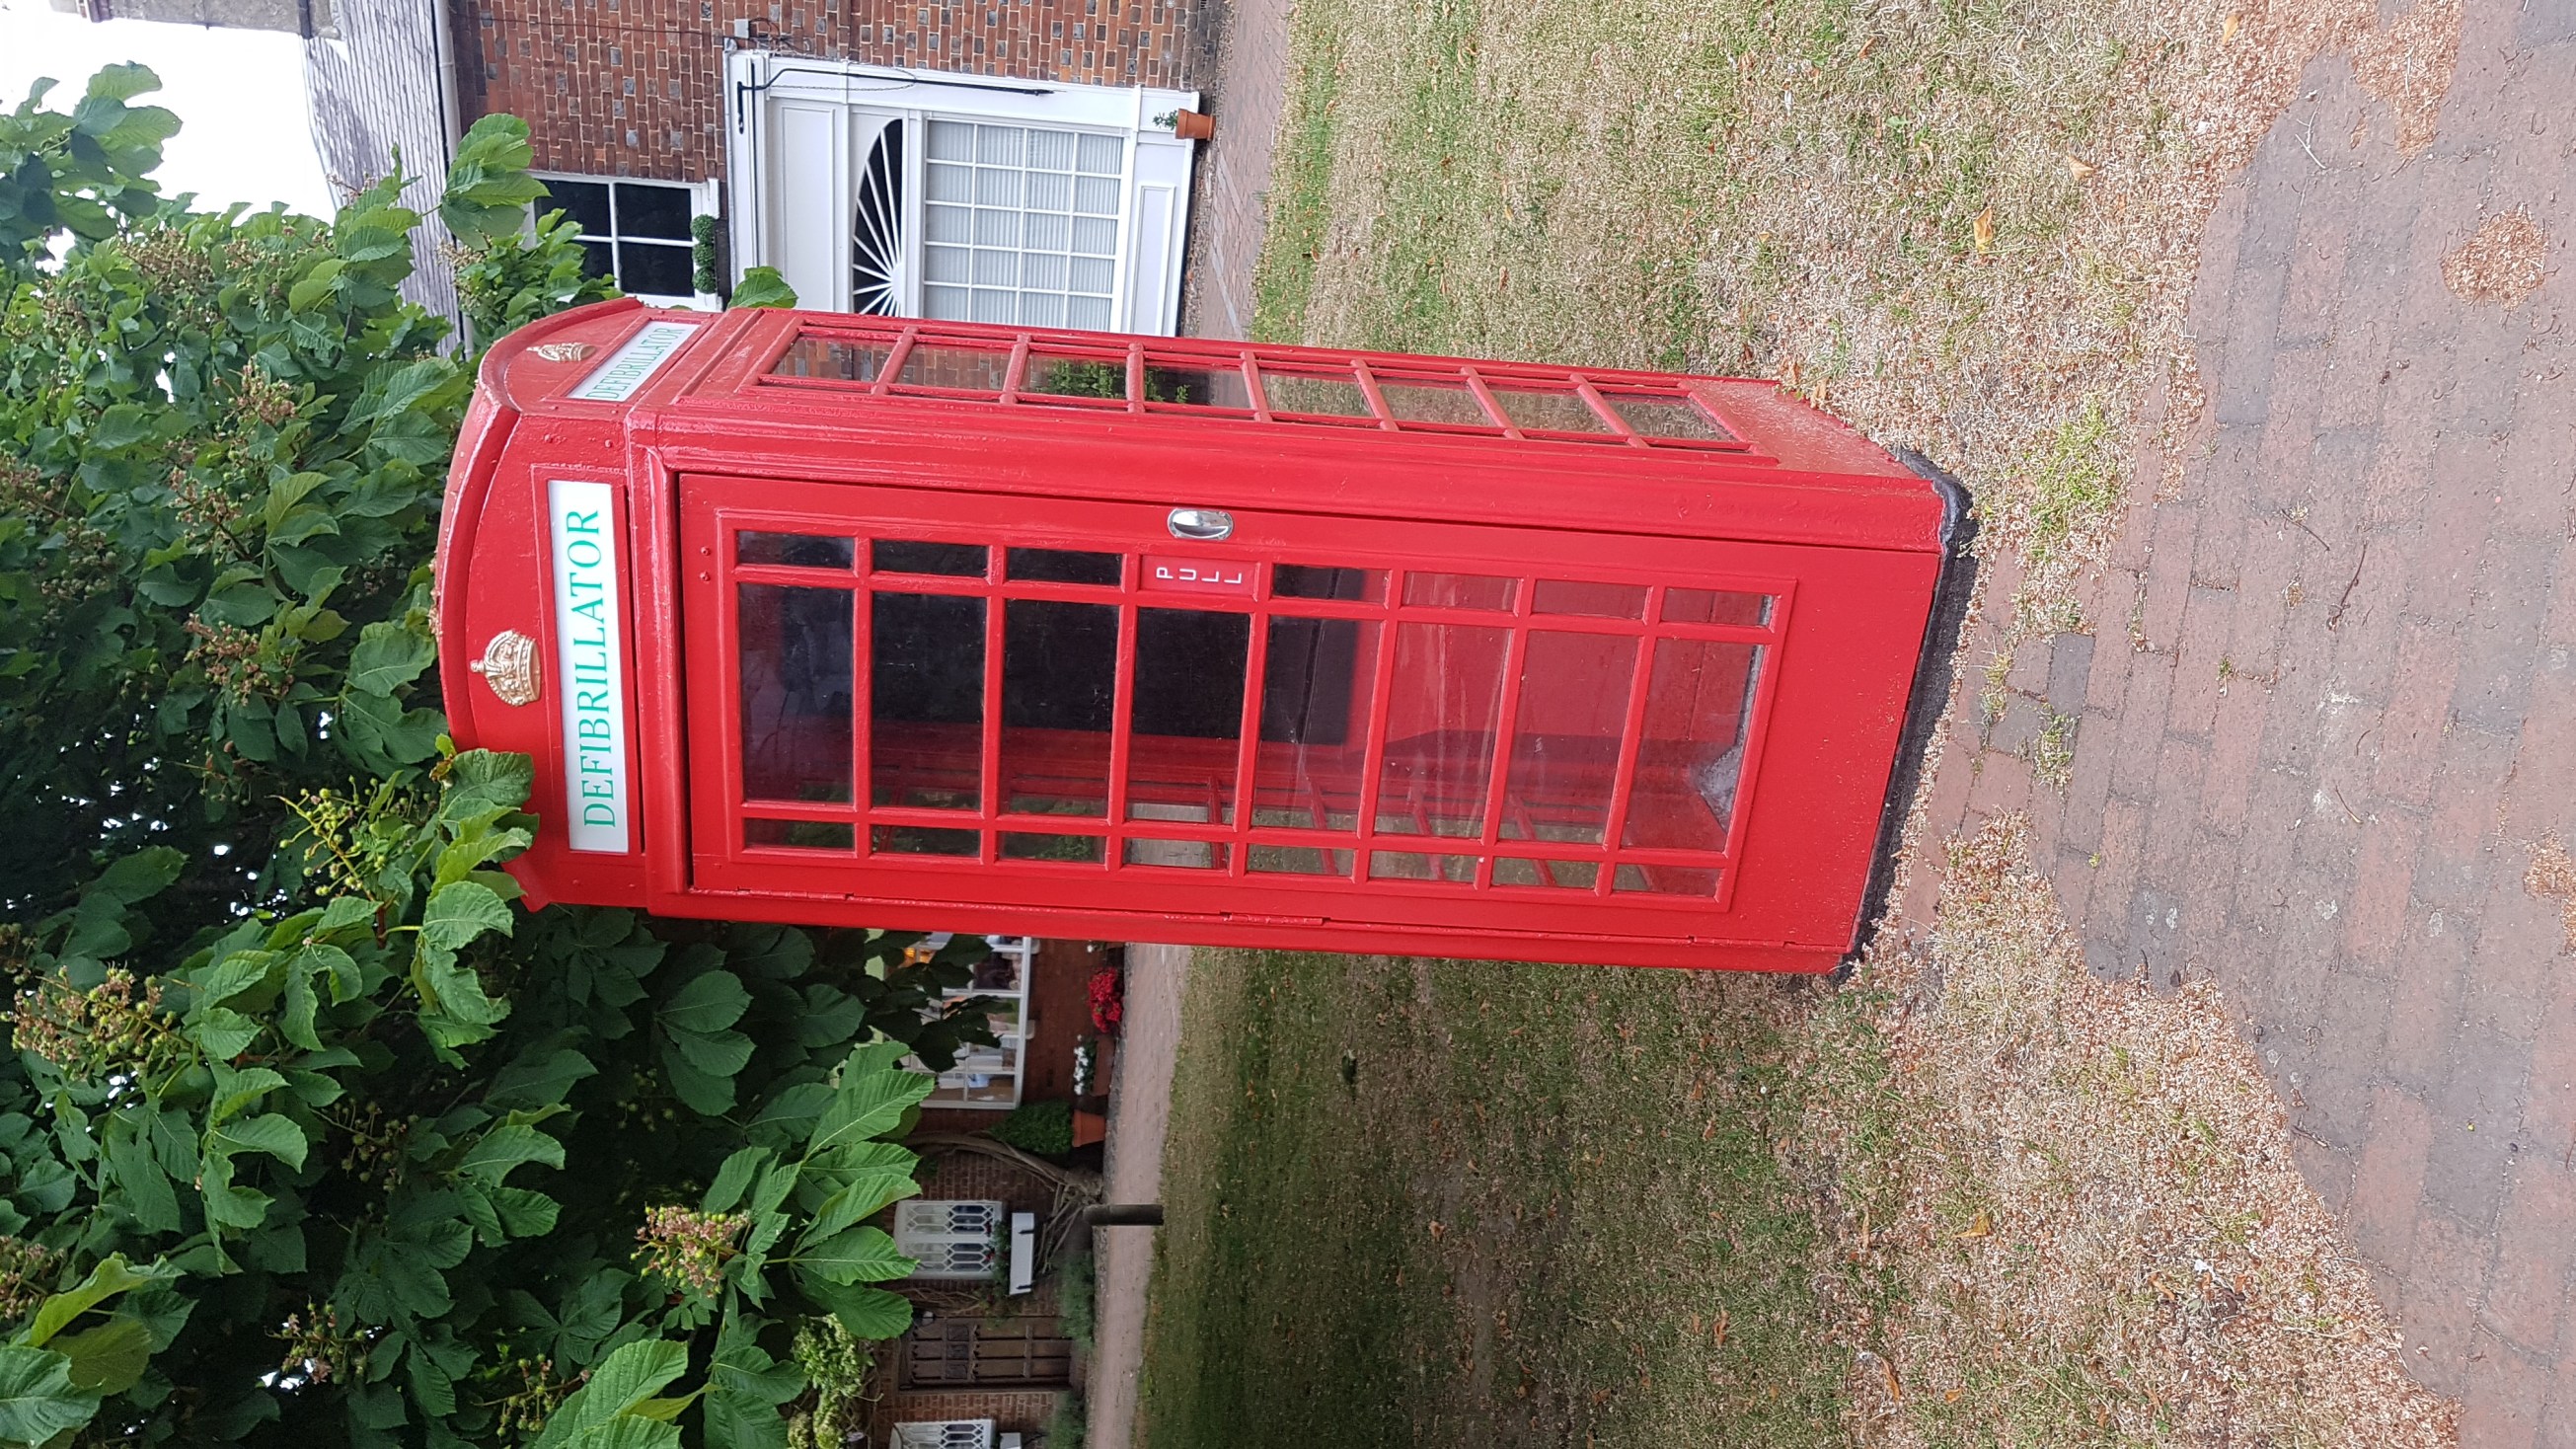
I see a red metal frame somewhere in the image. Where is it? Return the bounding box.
[437,300,1950,971]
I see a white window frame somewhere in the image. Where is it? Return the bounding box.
[723,52,1198,335]
[534,173,723,310]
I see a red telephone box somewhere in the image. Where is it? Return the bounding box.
[435,299,1969,971]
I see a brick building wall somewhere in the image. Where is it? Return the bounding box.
[456,0,1212,184]
[871,1387,1065,1440]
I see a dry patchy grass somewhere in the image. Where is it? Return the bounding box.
[1794,818,2455,1446]
[2443,208,2549,306]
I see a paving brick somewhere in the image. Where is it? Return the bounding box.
[2416,723,2519,914]
[2229,522,2300,677]
[2354,1086,2439,1267]
[2085,605,2140,715]
[2500,380,2576,546]
[2466,860,2573,1043]
[2235,765,2311,924]
[2045,632,2093,716]
[2166,586,2232,739]
[2401,1207,2493,1391]
[2387,925,2471,1097]
[2453,537,2564,734]
[2373,620,2468,807]
[2278,198,2357,350]
[2344,809,2427,973]
[2484,1162,2576,1356]
[2529,973,2576,1172]
[2109,653,2176,801]
[2139,505,2200,651]
[2200,685,2269,837]
[2299,970,2395,1148]
[2084,797,2149,980]
[1964,750,2033,825]
[2057,719,2116,859]
[2422,1023,2534,1228]
[2003,636,2054,697]
[2512,661,2576,842]
[2410,435,2509,620]
[2461,1339,2556,1449]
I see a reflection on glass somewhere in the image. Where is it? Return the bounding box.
[1127,610,1250,824]
[1000,599,1117,817]
[1253,617,1375,831]
[1272,565,1387,603]
[1531,579,1647,619]
[1662,588,1772,626]
[1258,369,1374,419]
[871,825,981,856]
[772,336,890,382]
[738,584,853,803]
[1614,864,1722,895]
[1023,353,1128,402]
[1375,623,1509,837]
[1625,641,1763,851]
[896,344,1011,391]
[1248,844,1355,876]
[1603,393,1731,442]
[1007,548,1122,585]
[873,540,988,577]
[1140,361,1252,409]
[1000,832,1106,864]
[745,818,856,851]
[1402,572,1516,611]
[1487,387,1613,433]
[1377,379,1493,427]
[1493,858,1600,889]
[1125,838,1227,869]
[1501,632,1636,847]
[871,592,985,809]
[738,532,855,569]
[1368,851,1480,882]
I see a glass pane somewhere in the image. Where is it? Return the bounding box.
[1378,379,1493,427]
[1604,393,1732,442]
[1502,632,1637,846]
[746,818,856,851]
[618,240,693,297]
[1531,579,1647,619]
[1625,641,1764,850]
[1142,361,1252,409]
[1272,565,1387,603]
[1024,354,1127,402]
[1248,844,1354,876]
[871,592,986,809]
[1125,838,1228,869]
[871,825,980,856]
[1663,588,1772,626]
[961,949,1025,991]
[1495,858,1599,889]
[897,344,1010,391]
[1402,572,1516,611]
[1251,618,1377,829]
[738,532,854,569]
[1001,600,1117,817]
[615,181,694,241]
[549,178,612,237]
[1128,610,1250,824]
[1008,549,1122,585]
[1375,623,1510,837]
[772,335,890,382]
[1487,387,1613,433]
[738,584,853,803]
[1368,851,1480,882]
[1259,369,1373,419]
[1000,832,1106,864]
[873,540,987,577]
[574,238,614,281]
[1615,864,1722,896]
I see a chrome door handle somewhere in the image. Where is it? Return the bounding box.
[1167,506,1234,541]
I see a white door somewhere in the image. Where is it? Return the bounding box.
[728,55,1199,336]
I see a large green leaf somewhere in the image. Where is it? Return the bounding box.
[54,1318,152,1395]
[789,1226,912,1286]
[531,1337,692,1449]
[0,1345,99,1445]
[23,1256,157,1348]
[658,971,750,1035]
[457,1124,566,1185]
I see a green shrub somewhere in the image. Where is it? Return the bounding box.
[992,1098,1077,1157]
[1046,1390,1088,1448]
[1056,1250,1097,1351]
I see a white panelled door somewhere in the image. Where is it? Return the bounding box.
[726,56,1200,336]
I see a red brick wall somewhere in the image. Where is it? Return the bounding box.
[872,1388,1063,1441]
[460,0,1211,185]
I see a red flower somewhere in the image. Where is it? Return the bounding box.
[1088,967,1124,1035]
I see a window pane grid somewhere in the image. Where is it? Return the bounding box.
[724,533,1772,896]
[921,120,1122,333]
[759,326,1764,457]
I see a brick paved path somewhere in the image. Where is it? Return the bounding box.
[1907,4,2576,1442]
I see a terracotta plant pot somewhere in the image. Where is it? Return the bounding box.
[1072,1109,1107,1148]
[1172,109,1215,141]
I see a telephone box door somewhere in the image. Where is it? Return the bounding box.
[680,473,1897,952]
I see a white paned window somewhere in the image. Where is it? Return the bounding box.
[539,176,707,304]
[919,120,1122,331]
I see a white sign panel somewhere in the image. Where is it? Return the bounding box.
[549,480,632,853]
[568,320,700,403]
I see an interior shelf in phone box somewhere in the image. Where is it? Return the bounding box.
[436,298,1971,972]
